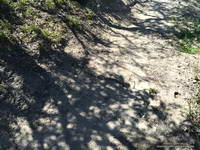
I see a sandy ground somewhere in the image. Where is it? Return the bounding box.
[1,0,200,149]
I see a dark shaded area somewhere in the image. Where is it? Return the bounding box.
[86,0,178,38]
[0,0,200,150]
[0,38,161,150]
[0,41,156,149]
[179,0,200,19]
[0,0,21,24]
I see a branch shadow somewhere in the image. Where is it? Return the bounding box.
[85,0,179,38]
[0,0,199,150]
[0,38,198,149]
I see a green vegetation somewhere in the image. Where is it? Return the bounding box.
[175,0,200,54]
[66,16,83,27]
[174,1,200,130]
[176,18,200,54]
[21,25,63,42]
[0,19,13,42]
[0,0,96,50]
[147,88,158,95]
[188,75,200,129]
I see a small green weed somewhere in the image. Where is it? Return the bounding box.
[147,88,158,94]
[41,29,63,42]
[188,76,200,129]
[179,41,200,54]
[189,98,200,127]
[176,17,200,54]
[11,0,31,11]
[67,16,82,27]
[45,0,56,9]
[85,8,96,19]
[21,25,63,42]
[0,19,13,42]
[195,76,200,83]
[22,7,35,17]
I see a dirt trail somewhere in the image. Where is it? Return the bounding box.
[6,0,200,150]
[86,0,200,148]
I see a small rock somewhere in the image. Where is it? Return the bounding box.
[174,91,181,98]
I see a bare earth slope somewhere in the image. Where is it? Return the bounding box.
[2,0,200,149]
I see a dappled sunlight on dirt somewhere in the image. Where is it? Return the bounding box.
[0,41,196,149]
[0,0,200,149]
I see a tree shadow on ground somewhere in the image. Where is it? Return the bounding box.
[86,0,179,38]
[0,1,22,25]
[0,0,199,149]
[0,39,198,150]
[0,43,189,149]
[0,39,196,150]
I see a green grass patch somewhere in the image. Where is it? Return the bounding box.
[0,0,97,53]
[66,15,83,28]
[21,25,63,42]
[188,75,200,130]
[0,19,13,42]
[45,0,56,9]
[179,41,200,54]
[176,19,200,54]
[175,4,200,54]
